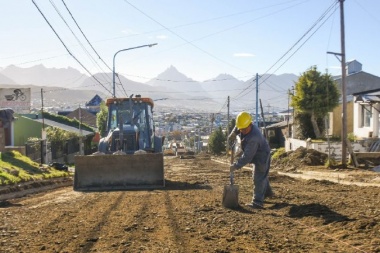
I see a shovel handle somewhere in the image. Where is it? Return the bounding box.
[230,144,235,185]
[230,143,235,164]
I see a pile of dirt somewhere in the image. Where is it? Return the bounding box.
[272,147,328,172]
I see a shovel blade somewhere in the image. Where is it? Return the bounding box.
[222,184,239,209]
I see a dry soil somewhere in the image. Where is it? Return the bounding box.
[1,152,380,253]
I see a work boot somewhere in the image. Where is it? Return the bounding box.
[245,202,264,209]
[265,190,275,198]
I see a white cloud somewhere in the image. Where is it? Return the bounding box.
[233,53,255,57]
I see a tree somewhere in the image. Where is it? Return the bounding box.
[291,66,340,139]
[46,126,78,142]
[170,130,183,141]
[188,136,195,148]
[46,126,80,156]
[97,102,108,137]
[208,126,226,155]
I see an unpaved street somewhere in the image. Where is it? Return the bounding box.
[1,156,380,253]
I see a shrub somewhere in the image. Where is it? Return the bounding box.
[272,148,286,160]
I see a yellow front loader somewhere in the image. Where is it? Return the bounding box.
[74,95,165,191]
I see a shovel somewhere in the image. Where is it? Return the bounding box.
[222,144,239,209]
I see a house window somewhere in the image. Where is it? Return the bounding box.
[361,104,372,127]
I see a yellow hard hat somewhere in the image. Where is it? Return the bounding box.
[236,112,252,130]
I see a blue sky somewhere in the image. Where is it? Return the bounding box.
[1,0,380,85]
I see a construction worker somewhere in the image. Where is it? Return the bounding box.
[228,111,273,209]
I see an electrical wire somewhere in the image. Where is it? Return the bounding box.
[60,0,112,72]
[122,0,254,76]
[262,1,338,79]
[14,54,69,65]
[233,1,339,101]
[31,0,113,96]
[257,3,338,88]
[13,0,309,88]
[49,0,113,91]
[60,0,129,97]
[29,0,335,111]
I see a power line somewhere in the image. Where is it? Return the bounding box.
[234,1,339,101]
[13,54,69,65]
[49,0,113,90]
[258,2,338,87]
[122,0,254,76]
[60,0,130,97]
[61,0,112,72]
[31,0,113,96]
[256,2,338,87]
[10,0,305,86]
[61,0,129,97]
[11,0,309,88]
[216,97,229,114]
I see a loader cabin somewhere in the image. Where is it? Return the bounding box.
[106,97,154,127]
[105,96,156,153]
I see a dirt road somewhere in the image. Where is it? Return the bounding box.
[1,156,380,253]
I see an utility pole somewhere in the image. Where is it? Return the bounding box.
[260,99,268,140]
[287,89,290,137]
[40,88,45,164]
[209,113,215,153]
[325,68,331,162]
[79,104,84,155]
[79,104,82,136]
[292,86,295,123]
[226,96,230,153]
[227,96,230,133]
[41,88,45,130]
[340,0,347,166]
[255,73,259,126]
[327,0,347,166]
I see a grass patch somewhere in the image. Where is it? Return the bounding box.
[272,148,286,160]
[0,151,70,186]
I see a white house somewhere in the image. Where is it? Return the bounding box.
[353,88,380,138]
[331,60,380,139]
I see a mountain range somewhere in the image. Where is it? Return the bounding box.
[0,64,298,113]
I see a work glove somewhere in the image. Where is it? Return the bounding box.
[228,132,237,145]
[230,164,239,172]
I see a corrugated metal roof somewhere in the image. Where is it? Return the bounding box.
[266,119,293,129]
[354,89,380,103]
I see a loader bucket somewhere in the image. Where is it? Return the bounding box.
[73,153,164,191]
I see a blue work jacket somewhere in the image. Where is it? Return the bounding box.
[233,124,270,168]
